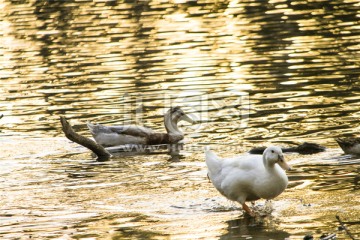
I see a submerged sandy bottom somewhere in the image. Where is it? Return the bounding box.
[0,138,359,239]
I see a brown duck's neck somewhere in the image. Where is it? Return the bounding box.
[164,113,183,136]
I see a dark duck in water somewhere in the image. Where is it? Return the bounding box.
[335,137,360,155]
[249,142,326,155]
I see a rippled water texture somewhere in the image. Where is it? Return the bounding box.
[1,0,360,239]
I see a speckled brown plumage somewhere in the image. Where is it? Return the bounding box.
[335,137,360,154]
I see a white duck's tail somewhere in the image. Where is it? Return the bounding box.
[205,146,222,176]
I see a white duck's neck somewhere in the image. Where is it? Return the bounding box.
[164,112,183,136]
[263,156,275,170]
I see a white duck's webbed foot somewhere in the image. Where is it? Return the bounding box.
[244,200,274,217]
[264,200,274,213]
[251,200,274,216]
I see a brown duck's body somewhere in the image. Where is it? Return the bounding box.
[147,132,181,145]
[336,137,360,155]
[86,124,184,147]
[87,107,193,147]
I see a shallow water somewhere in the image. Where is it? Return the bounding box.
[1,0,360,239]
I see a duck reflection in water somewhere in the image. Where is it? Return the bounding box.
[220,217,290,240]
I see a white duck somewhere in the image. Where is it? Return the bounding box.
[87,106,194,147]
[205,146,291,216]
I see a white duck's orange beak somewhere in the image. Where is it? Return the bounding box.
[278,155,291,171]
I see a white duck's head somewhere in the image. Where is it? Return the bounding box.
[263,146,291,171]
[164,106,194,136]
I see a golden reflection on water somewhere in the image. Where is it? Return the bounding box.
[1,0,360,239]
[1,0,359,141]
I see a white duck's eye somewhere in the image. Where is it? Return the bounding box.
[271,150,275,153]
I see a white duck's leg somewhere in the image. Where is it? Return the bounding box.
[238,197,255,217]
[242,203,255,217]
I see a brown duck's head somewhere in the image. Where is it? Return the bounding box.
[164,106,195,134]
[169,106,194,124]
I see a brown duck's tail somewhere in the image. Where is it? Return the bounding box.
[86,122,110,136]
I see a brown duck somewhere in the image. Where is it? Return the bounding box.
[87,107,194,147]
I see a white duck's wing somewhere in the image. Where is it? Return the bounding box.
[226,154,261,168]
[220,155,263,185]
[206,152,265,202]
[206,151,261,178]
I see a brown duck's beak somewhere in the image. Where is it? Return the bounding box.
[278,155,292,171]
[180,113,196,124]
